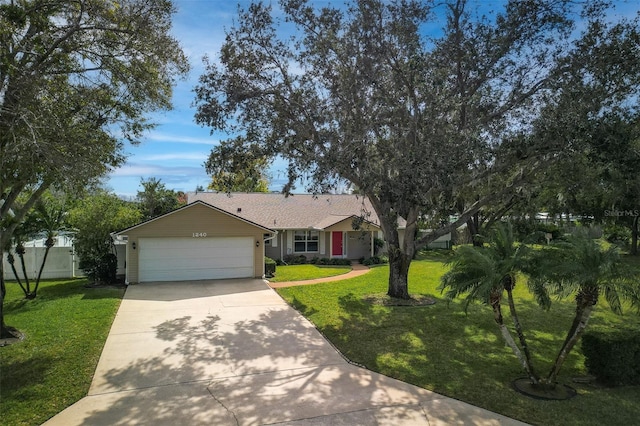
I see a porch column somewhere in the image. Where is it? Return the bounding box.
[371,232,374,257]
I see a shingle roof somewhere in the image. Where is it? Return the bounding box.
[187,192,381,230]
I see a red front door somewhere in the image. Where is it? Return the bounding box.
[332,231,343,256]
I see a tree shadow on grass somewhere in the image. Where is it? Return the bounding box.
[3,279,124,310]
[1,353,54,400]
[319,292,640,425]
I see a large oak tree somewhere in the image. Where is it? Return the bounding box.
[194,0,632,298]
[0,0,188,337]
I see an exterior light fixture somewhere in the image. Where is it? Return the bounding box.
[132,242,137,250]
[256,240,260,247]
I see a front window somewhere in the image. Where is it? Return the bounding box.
[294,230,319,252]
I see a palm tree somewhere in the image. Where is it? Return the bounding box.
[30,198,69,298]
[5,221,32,297]
[531,231,639,386]
[439,223,540,384]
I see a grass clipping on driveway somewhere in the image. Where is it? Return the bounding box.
[0,279,124,426]
[276,255,640,426]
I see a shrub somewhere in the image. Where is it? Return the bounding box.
[604,223,631,248]
[362,256,387,266]
[582,329,640,386]
[307,257,351,266]
[264,257,276,277]
[79,252,117,284]
[373,237,385,254]
[283,254,307,264]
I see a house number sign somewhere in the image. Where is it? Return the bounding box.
[192,232,207,238]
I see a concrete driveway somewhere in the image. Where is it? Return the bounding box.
[44,279,526,425]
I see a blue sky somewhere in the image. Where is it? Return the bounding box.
[105,0,639,198]
[107,1,269,198]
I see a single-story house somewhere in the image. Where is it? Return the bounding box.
[188,192,383,263]
[114,200,274,283]
[115,193,451,284]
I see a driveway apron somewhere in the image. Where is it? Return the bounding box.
[43,279,527,425]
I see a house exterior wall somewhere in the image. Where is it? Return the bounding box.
[120,203,266,282]
[345,231,373,260]
[397,229,452,250]
[262,228,376,261]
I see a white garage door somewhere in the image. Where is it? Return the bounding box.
[138,237,254,282]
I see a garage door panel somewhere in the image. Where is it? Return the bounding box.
[138,237,254,282]
[145,256,251,269]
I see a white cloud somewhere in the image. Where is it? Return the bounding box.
[111,163,204,177]
[144,131,216,145]
[140,152,208,162]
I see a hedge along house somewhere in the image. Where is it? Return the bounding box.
[114,200,274,283]
[188,193,384,262]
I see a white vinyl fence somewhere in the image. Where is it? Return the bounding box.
[3,246,78,280]
[2,239,126,281]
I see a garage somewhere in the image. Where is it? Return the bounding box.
[115,201,274,284]
[138,237,254,282]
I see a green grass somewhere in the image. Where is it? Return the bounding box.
[0,279,124,426]
[276,257,640,426]
[268,264,352,282]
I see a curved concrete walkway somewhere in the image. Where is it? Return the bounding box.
[267,263,371,288]
[44,279,528,426]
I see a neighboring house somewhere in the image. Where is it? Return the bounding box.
[188,192,384,262]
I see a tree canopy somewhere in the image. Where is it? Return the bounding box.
[205,137,271,193]
[137,177,184,220]
[194,0,640,298]
[0,0,189,248]
[0,0,188,336]
[68,191,141,284]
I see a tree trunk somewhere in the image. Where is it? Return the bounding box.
[17,245,33,298]
[631,216,638,255]
[7,253,28,296]
[0,260,8,338]
[381,207,416,300]
[547,287,598,384]
[387,246,411,299]
[33,238,54,297]
[0,254,19,339]
[466,216,483,247]
[505,283,539,383]
[490,288,536,382]
[547,302,595,384]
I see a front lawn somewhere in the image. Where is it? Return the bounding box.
[276,258,640,426]
[268,264,352,283]
[0,279,124,426]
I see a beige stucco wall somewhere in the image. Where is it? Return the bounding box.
[264,227,378,261]
[118,203,268,282]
